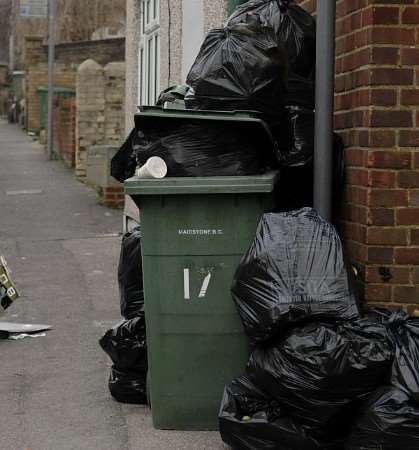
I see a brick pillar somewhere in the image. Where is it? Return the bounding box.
[104,62,125,144]
[76,59,105,179]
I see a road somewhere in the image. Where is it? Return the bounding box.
[0,120,225,450]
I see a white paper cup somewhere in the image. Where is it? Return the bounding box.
[137,157,167,179]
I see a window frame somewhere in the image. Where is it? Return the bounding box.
[139,0,160,106]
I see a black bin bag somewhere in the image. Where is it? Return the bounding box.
[134,121,273,177]
[272,75,315,169]
[219,375,342,450]
[227,0,316,79]
[273,133,345,211]
[231,208,359,344]
[99,316,147,373]
[111,129,137,183]
[100,316,148,405]
[369,308,419,402]
[247,319,393,433]
[108,366,147,405]
[185,18,288,115]
[345,387,419,450]
[279,106,314,167]
[118,227,144,320]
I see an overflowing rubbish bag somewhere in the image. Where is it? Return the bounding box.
[112,106,279,182]
[134,120,274,178]
[108,366,147,405]
[369,308,419,402]
[118,227,144,320]
[0,256,20,314]
[231,208,359,344]
[219,375,342,450]
[345,387,419,450]
[99,316,148,404]
[186,18,288,115]
[227,0,316,79]
[247,319,393,432]
[110,128,137,183]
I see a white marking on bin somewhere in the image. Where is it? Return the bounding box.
[199,273,212,298]
[183,268,190,300]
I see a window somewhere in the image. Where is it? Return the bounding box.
[139,0,160,106]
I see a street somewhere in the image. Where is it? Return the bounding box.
[0,120,225,450]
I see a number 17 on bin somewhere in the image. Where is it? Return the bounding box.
[183,268,212,300]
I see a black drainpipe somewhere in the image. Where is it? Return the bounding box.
[314,0,337,221]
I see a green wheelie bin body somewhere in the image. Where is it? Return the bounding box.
[124,173,277,431]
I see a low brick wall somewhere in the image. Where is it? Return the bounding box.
[86,145,124,208]
[101,186,125,209]
[76,60,125,179]
[25,36,125,133]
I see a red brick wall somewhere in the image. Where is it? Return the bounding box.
[297,0,419,313]
[53,96,76,168]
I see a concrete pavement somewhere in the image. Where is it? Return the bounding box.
[0,121,226,450]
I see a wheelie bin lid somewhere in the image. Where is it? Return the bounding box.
[124,171,279,196]
[134,106,276,153]
[126,106,279,195]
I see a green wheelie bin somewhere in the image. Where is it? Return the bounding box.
[124,108,278,431]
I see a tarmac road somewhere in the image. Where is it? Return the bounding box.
[0,121,226,450]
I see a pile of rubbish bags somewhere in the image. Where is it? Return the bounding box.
[112,0,342,209]
[219,208,419,449]
[99,227,148,405]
